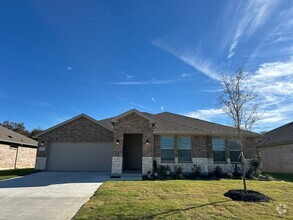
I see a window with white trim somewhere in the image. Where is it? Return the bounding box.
[160,136,174,161]
[178,137,191,162]
[212,138,226,162]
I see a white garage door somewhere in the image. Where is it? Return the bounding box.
[47,142,113,171]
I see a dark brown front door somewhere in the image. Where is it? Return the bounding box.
[123,134,143,171]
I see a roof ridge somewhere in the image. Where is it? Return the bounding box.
[157,111,252,132]
[151,113,207,133]
[265,121,293,134]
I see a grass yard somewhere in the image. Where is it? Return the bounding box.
[74,179,293,220]
[0,168,36,181]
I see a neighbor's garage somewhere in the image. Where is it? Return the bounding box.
[47,142,113,172]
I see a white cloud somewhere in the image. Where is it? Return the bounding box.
[186,58,293,131]
[151,97,156,102]
[201,89,223,93]
[152,39,220,81]
[186,108,225,121]
[160,106,164,111]
[248,58,293,98]
[111,77,191,85]
[245,58,293,130]
[126,74,134,79]
[67,66,72,70]
[227,0,278,59]
[116,96,154,111]
[181,73,192,78]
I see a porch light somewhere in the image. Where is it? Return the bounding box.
[116,139,119,145]
[146,140,149,145]
[40,141,44,146]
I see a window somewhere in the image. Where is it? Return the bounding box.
[228,140,241,163]
[160,136,174,161]
[212,138,226,162]
[178,137,191,161]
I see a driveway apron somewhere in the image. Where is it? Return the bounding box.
[0,172,109,220]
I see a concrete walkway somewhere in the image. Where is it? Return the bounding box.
[0,171,109,220]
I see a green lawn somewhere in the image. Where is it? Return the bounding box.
[74,179,293,220]
[0,168,36,181]
[263,172,293,182]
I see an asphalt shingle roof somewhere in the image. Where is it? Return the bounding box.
[97,110,258,136]
[258,121,293,148]
[0,125,37,147]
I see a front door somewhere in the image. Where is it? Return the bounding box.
[123,134,143,171]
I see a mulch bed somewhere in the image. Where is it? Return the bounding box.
[224,189,271,202]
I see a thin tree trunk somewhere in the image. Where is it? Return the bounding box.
[238,124,247,193]
[241,151,247,193]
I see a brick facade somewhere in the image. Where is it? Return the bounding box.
[111,112,154,175]
[0,144,36,170]
[259,144,293,173]
[153,135,257,174]
[35,111,258,175]
[36,116,113,170]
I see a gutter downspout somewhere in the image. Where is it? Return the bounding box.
[14,146,19,169]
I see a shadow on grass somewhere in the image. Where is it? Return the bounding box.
[141,200,230,219]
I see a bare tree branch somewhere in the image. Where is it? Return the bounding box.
[218,66,261,193]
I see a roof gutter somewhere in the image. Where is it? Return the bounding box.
[0,139,37,148]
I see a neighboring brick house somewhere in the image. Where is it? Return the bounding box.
[258,122,293,174]
[34,109,259,175]
[0,125,37,170]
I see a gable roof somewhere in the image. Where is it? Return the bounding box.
[34,110,259,139]
[154,112,258,136]
[111,109,156,124]
[97,110,259,136]
[33,113,113,139]
[258,121,293,148]
[0,125,37,148]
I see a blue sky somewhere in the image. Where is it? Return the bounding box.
[0,0,292,132]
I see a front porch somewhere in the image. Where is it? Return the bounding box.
[110,109,155,175]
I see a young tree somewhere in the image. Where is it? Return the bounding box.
[218,66,261,193]
[30,128,43,138]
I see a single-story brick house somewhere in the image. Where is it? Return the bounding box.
[0,125,37,170]
[258,121,293,174]
[34,109,259,175]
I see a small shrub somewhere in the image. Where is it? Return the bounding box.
[165,165,171,175]
[192,164,201,177]
[157,165,166,176]
[226,172,233,178]
[146,170,152,178]
[173,165,183,178]
[233,163,241,178]
[257,174,275,181]
[153,160,158,173]
[165,165,171,171]
[213,166,223,179]
[247,151,262,178]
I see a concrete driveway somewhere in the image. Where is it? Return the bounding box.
[0,171,109,220]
